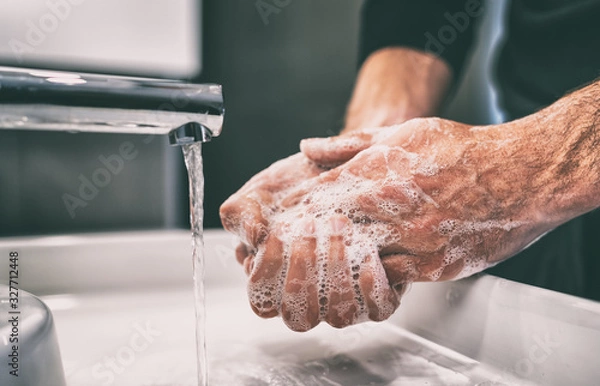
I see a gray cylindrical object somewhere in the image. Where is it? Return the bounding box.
[0,284,66,386]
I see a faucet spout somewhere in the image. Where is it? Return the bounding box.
[169,122,214,145]
[0,66,224,145]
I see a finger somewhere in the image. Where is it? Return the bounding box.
[324,216,358,329]
[279,184,314,209]
[265,153,325,191]
[251,153,324,192]
[247,233,287,319]
[235,243,250,265]
[220,153,323,247]
[243,253,256,276]
[220,192,269,247]
[281,220,320,332]
[300,132,374,168]
[357,250,400,322]
[278,169,336,209]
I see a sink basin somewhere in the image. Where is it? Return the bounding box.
[0,284,66,386]
[1,230,599,385]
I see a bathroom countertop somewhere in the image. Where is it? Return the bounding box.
[2,230,599,385]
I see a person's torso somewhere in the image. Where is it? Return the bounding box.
[491,0,600,301]
[496,0,600,120]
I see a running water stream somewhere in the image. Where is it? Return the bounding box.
[182,142,208,386]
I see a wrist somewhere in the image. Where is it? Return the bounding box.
[546,83,600,222]
[499,82,600,226]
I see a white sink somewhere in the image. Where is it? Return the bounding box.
[1,230,599,385]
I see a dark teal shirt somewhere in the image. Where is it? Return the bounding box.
[360,0,600,119]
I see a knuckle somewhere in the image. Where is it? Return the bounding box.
[219,196,240,217]
[247,221,269,246]
[219,202,241,231]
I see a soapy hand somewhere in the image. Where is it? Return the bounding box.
[221,149,399,331]
[300,118,554,286]
[220,153,325,264]
[221,118,554,331]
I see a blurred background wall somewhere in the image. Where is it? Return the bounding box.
[0,0,199,236]
[0,0,507,236]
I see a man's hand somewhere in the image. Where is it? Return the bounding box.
[220,153,325,270]
[221,117,555,331]
[220,150,402,331]
[301,118,557,287]
[221,81,600,332]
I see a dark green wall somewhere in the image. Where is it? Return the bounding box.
[197,0,364,228]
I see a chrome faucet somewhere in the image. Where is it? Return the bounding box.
[0,66,224,145]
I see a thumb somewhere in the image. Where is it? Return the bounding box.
[300,131,375,168]
[380,254,421,290]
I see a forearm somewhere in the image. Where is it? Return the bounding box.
[504,80,600,225]
[343,47,452,134]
